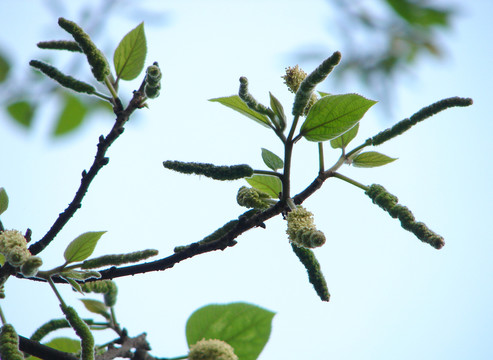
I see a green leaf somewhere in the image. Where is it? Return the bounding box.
[330,122,359,149]
[61,269,101,281]
[61,276,84,295]
[7,100,35,128]
[0,51,10,83]
[0,187,8,215]
[269,92,286,131]
[64,231,106,263]
[209,95,271,128]
[186,302,275,360]
[261,148,283,171]
[113,22,147,81]
[0,254,5,266]
[246,175,282,199]
[300,94,376,142]
[318,91,331,97]
[352,151,397,168]
[27,337,81,360]
[80,299,110,319]
[53,94,88,136]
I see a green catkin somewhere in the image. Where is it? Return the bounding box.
[365,184,445,249]
[30,319,70,342]
[291,243,330,302]
[174,220,239,253]
[0,324,24,360]
[81,280,118,307]
[144,62,162,98]
[238,77,274,117]
[236,186,272,210]
[81,249,158,270]
[189,339,238,360]
[163,161,253,180]
[286,207,326,249]
[37,40,82,52]
[292,51,341,116]
[369,97,473,146]
[29,60,95,94]
[61,305,95,360]
[57,17,110,82]
[20,256,43,277]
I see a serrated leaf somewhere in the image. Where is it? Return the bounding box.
[300,94,376,142]
[53,94,87,136]
[64,231,106,263]
[209,95,271,128]
[246,175,282,199]
[186,302,275,360]
[261,148,283,171]
[352,151,397,168]
[0,187,8,215]
[330,122,359,149]
[269,92,286,131]
[80,299,110,319]
[113,22,147,81]
[7,100,35,128]
[0,51,10,83]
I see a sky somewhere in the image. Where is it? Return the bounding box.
[0,1,492,359]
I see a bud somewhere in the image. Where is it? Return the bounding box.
[20,256,43,277]
[188,339,238,360]
[236,186,271,210]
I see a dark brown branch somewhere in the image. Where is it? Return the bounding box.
[29,93,145,256]
[19,335,78,360]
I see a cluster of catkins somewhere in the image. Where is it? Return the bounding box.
[0,230,42,277]
[286,206,326,249]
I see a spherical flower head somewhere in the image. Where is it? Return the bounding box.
[282,65,307,94]
[0,230,31,266]
[286,206,315,241]
[188,339,238,360]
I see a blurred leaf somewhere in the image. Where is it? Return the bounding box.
[300,94,376,142]
[0,51,10,83]
[246,175,282,199]
[80,299,110,319]
[60,269,101,281]
[385,0,451,27]
[352,151,397,168]
[261,148,283,171]
[330,123,359,149]
[53,94,88,136]
[0,187,8,215]
[27,337,81,360]
[114,22,147,81]
[64,231,106,263]
[61,276,84,295]
[0,254,5,266]
[186,302,275,360]
[209,95,271,128]
[7,100,35,128]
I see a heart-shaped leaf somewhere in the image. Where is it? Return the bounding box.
[186,302,275,360]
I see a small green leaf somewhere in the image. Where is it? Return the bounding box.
[0,254,5,266]
[60,270,101,281]
[53,94,88,136]
[330,122,359,149]
[186,302,275,360]
[318,91,331,97]
[80,299,110,319]
[269,92,286,131]
[7,100,35,128]
[0,51,10,83]
[0,187,8,215]
[64,231,106,263]
[113,22,147,81]
[209,95,271,128]
[246,175,282,199]
[61,276,84,295]
[352,151,397,168]
[300,94,376,142]
[261,148,283,171]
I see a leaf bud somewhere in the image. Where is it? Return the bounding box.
[20,256,43,277]
[188,339,238,360]
[236,186,272,210]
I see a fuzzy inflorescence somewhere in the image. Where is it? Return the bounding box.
[286,207,326,249]
[163,161,253,181]
[188,339,238,360]
[236,186,272,210]
[366,184,445,249]
[145,61,162,98]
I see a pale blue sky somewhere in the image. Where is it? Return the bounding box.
[0,1,492,359]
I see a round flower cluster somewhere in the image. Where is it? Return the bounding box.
[286,206,326,249]
[0,230,42,276]
[188,339,238,360]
